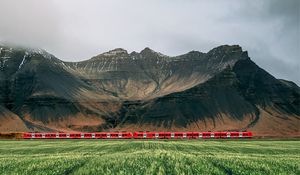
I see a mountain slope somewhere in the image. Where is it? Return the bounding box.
[113,57,299,136]
[0,44,299,136]
[0,46,118,131]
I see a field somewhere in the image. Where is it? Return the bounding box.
[0,140,299,175]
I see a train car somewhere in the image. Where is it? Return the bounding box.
[213,132,220,139]
[133,132,170,139]
[70,133,82,139]
[214,132,227,139]
[229,132,240,139]
[23,133,31,139]
[169,132,193,139]
[164,132,172,139]
[107,132,119,139]
[143,132,159,139]
[186,132,194,139]
[133,132,154,139]
[158,132,166,139]
[93,132,111,139]
[201,132,211,139]
[119,132,133,139]
[106,132,133,139]
[192,132,200,139]
[224,132,231,139]
[242,132,252,138]
[172,132,182,139]
[134,132,145,139]
[217,132,227,139]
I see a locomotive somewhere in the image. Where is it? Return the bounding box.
[23,131,252,139]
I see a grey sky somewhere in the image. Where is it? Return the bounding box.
[0,0,299,84]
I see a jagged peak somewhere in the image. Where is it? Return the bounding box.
[140,47,153,53]
[206,45,248,61]
[101,48,128,57]
[208,45,243,55]
[140,47,168,57]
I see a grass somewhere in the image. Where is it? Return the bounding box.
[0,140,299,175]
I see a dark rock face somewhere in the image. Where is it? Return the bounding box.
[117,58,299,130]
[233,58,300,115]
[0,44,299,136]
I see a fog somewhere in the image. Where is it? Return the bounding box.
[0,0,299,84]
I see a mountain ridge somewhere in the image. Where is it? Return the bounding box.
[0,44,299,136]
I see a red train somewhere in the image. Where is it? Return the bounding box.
[23,131,252,139]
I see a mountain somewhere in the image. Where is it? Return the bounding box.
[0,45,299,136]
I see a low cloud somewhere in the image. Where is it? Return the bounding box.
[0,0,299,84]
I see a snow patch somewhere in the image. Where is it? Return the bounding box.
[27,48,53,59]
[19,52,28,69]
[61,62,70,69]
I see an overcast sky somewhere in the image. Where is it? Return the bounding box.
[0,0,299,84]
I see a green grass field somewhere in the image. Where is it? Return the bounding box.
[0,140,299,175]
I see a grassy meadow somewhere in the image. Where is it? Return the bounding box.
[0,140,299,175]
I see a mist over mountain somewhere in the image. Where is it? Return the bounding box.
[0,44,299,136]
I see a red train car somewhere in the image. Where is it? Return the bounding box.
[167,132,194,139]
[133,132,145,139]
[143,132,160,139]
[242,132,253,138]
[213,132,228,139]
[105,132,133,139]
[133,132,163,139]
[201,132,211,139]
